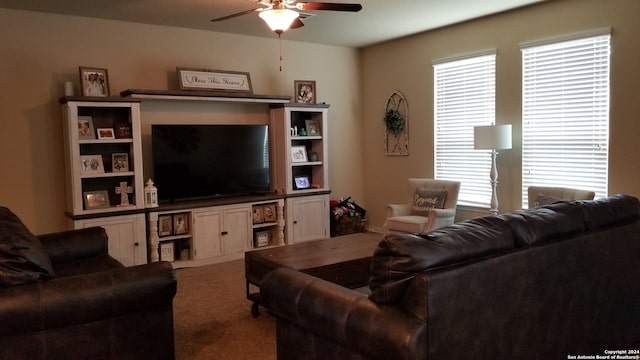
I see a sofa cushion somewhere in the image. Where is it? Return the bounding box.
[579,194,640,230]
[501,201,585,247]
[411,188,447,216]
[369,216,514,303]
[0,207,55,286]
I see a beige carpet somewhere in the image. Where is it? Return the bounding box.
[173,259,276,360]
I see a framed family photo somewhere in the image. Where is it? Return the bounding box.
[83,190,110,209]
[173,213,189,235]
[294,175,311,190]
[158,215,173,237]
[78,116,95,140]
[305,120,320,136]
[112,153,129,172]
[80,155,104,173]
[79,67,110,97]
[97,128,115,140]
[290,145,308,163]
[294,80,316,104]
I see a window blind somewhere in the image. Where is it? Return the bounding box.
[434,53,496,207]
[521,33,610,207]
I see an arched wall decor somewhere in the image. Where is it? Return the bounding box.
[384,90,409,156]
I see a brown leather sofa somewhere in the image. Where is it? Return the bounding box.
[261,195,640,360]
[0,206,177,360]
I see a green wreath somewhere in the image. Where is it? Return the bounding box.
[384,109,405,136]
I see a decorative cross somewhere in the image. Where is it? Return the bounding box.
[115,181,133,206]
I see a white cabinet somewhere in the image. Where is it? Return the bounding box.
[147,198,285,267]
[286,194,330,243]
[72,213,147,266]
[192,205,251,259]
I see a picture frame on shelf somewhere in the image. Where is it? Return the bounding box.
[158,215,173,237]
[115,122,132,139]
[255,230,270,248]
[83,190,110,210]
[78,116,95,140]
[173,213,189,235]
[111,153,129,172]
[160,241,175,262]
[253,206,264,224]
[80,155,104,174]
[290,145,308,163]
[294,80,316,104]
[263,204,277,222]
[294,175,311,190]
[79,66,110,97]
[97,128,115,140]
[305,119,321,136]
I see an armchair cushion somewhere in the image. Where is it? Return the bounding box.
[0,207,55,286]
[411,188,447,216]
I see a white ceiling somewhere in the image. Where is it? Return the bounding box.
[0,0,546,48]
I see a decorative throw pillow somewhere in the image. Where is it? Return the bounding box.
[411,188,447,216]
[534,194,560,207]
[0,207,55,286]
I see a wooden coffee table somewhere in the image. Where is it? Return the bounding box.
[245,232,382,316]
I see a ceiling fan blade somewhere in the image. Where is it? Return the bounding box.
[290,18,305,29]
[211,8,261,22]
[296,2,362,12]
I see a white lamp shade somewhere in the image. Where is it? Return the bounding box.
[474,124,512,150]
[259,9,299,33]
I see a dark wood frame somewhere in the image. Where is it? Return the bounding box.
[294,80,316,104]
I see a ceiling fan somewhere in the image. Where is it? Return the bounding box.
[211,0,363,34]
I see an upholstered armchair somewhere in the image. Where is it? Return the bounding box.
[383,178,460,234]
[527,186,596,208]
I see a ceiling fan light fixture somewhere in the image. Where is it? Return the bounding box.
[259,8,299,33]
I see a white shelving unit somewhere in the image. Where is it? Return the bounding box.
[61,98,147,266]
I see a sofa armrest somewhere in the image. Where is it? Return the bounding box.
[0,261,176,337]
[261,267,426,360]
[37,227,108,264]
[386,204,411,217]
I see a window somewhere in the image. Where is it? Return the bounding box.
[434,52,496,207]
[521,32,610,207]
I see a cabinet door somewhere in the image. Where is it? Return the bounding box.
[222,207,251,255]
[193,210,223,259]
[73,214,146,267]
[287,195,329,243]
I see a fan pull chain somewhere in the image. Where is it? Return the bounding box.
[279,33,283,71]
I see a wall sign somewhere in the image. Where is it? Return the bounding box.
[177,67,253,93]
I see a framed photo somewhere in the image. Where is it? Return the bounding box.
[173,213,189,235]
[79,67,110,97]
[177,67,253,93]
[80,155,104,173]
[255,230,270,248]
[291,145,308,163]
[294,80,316,104]
[78,116,95,140]
[160,242,175,262]
[305,120,321,136]
[158,215,173,237]
[115,122,132,139]
[111,153,129,172]
[294,175,311,190]
[97,128,115,140]
[263,204,277,222]
[252,206,264,224]
[83,190,110,209]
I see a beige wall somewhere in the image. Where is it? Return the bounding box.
[361,0,640,231]
[0,9,364,234]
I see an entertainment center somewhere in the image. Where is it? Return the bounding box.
[61,90,331,267]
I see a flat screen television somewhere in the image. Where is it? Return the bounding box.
[152,124,270,202]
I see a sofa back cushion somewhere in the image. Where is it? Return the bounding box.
[0,207,55,286]
[369,216,514,303]
[579,194,640,230]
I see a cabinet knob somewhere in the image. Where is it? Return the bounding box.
[293,221,298,224]
[134,242,139,246]
[221,231,228,235]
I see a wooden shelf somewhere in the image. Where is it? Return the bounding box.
[120,89,291,104]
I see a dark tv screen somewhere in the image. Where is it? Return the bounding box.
[152,124,270,202]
